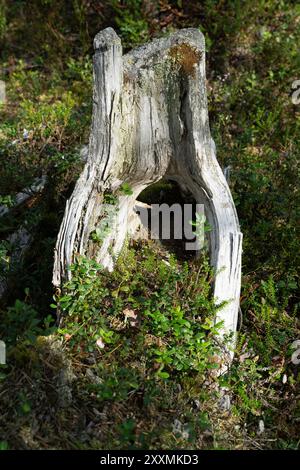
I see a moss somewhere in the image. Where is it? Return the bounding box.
[169,43,202,78]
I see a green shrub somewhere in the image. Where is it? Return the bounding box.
[56,242,223,380]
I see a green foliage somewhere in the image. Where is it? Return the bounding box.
[0,0,6,39]
[0,441,8,450]
[48,243,225,449]
[0,195,14,207]
[0,296,55,347]
[119,182,133,196]
[17,391,31,415]
[20,92,76,146]
[112,0,149,48]
[57,243,222,378]
[0,0,299,451]
[242,277,299,364]
[0,57,90,197]
[91,205,119,244]
[206,2,300,289]
[103,191,118,205]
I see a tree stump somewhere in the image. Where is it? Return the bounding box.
[53,28,242,359]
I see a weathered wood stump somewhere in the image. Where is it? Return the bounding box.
[53,28,242,360]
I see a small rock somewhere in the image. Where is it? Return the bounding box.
[218,388,231,411]
[86,368,102,385]
[219,394,231,411]
[194,399,201,410]
[257,419,265,435]
[96,337,105,349]
[23,128,29,139]
[172,419,189,440]
[282,374,287,384]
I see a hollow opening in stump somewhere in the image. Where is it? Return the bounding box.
[135,178,199,261]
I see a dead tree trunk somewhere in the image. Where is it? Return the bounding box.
[53,28,242,358]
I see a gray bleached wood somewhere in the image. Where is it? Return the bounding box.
[53,27,242,360]
[0,80,5,104]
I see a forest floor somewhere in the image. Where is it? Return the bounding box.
[0,0,299,450]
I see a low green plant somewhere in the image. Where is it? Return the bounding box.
[1,294,55,348]
[91,204,119,244]
[0,441,8,450]
[119,182,133,196]
[0,0,6,39]
[56,242,223,379]
[112,0,149,48]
